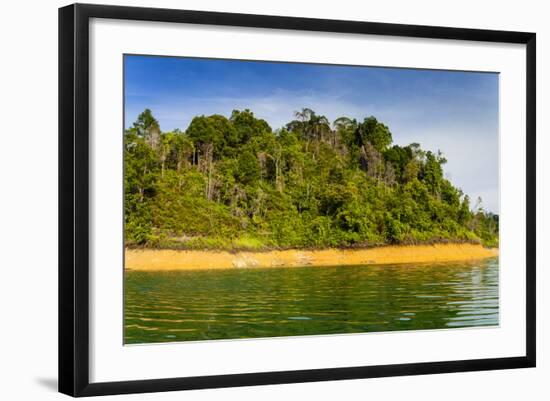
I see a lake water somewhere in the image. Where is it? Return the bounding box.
[124,257,498,344]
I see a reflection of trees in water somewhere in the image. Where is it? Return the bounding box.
[124,258,499,344]
[443,258,499,327]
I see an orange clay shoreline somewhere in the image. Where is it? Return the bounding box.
[125,243,498,271]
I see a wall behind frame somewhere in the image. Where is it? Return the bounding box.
[0,0,546,400]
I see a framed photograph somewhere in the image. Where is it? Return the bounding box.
[59,3,536,397]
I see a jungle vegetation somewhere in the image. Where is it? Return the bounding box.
[124,108,499,250]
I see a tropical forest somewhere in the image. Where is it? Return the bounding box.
[124,108,499,251]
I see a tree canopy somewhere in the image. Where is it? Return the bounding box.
[124,108,498,250]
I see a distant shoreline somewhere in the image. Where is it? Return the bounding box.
[125,243,498,271]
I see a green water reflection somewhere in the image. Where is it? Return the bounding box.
[124,257,498,344]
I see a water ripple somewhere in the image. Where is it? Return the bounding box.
[125,257,499,343]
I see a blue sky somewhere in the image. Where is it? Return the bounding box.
[125,55,499,213]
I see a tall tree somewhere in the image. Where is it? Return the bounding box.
[287,108,331,144]
[133,109,161,150]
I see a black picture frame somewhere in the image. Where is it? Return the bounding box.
[59,3,536,397]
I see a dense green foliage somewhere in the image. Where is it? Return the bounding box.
[124,108,499,250]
